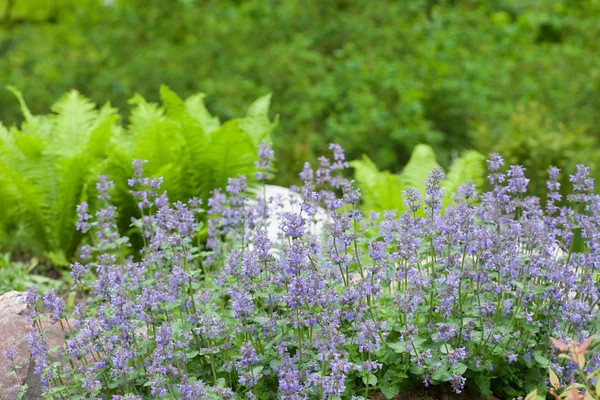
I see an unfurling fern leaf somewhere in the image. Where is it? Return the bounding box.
[351,144,485,216]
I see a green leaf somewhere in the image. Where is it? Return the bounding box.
[381,382,400,399]
[185,93,220,135]
[452,363,467,376]
[388,341,406,353]
[252,366,264,375]
[534,351,550,367]
[474,375,492,396]
[239,93,277,146]
[442,149,486,202]
[207,120,257,191]
[431,365,450,382]
[398,144,442,196]
[186,350,199,358]
[362,373,377,386]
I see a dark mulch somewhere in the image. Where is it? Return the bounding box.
[370,387,500,400]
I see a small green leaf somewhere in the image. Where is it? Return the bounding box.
[388,341,406,353]
[452,363,467,376]
[186,350,199,358]
[381,382,400,399]
[474,375,492,396]
[534,351,550,367]
[362,373,377,386]
[431,365,450,382]
[252,366,264,375]
[549,368,560,389]
[524,389,537,400]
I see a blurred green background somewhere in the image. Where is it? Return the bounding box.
[1,0,600,284]
[2,0,599,185]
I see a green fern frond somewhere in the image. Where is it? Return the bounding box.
[0,87,278,265]
[442,150,486,203]
[0,160,51,250]
[207,120,257,192]
[48,155,88,258]
[349,155,404,213]
[351,144,486,216]
[128,93,165,133]
[239,93,278,146]
[185,93,220,135]
[398,144,443,195]
[7,86,53,137]
[48,90,99,158]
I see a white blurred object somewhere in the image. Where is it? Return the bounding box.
[248,184,328,245]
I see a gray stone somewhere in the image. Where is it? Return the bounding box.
[0,291,64,400]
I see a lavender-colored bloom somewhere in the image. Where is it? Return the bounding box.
[447,347,467,367]
[425,168,445,215]
[70,262,89,283]
[450,375,466,393]
[506,165,529,194]
[42,289,64,324]
[96,175,114,200]
[256,141,275,181]
[226,175,248,196]
[507,351,518,363]
[279,212,305,238]
[76,201,90,231]
[433,323,456,343]
[487,153,504,172]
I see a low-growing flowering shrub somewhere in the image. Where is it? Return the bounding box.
[18,143,600,399]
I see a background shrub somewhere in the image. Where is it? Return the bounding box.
[1,0,599,187]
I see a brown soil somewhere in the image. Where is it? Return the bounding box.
[370,387,500,400]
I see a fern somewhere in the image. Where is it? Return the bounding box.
[0,86,277,265]
[351,144,486,215]
[0,88,118,265]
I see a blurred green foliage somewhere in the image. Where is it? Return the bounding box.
[0,86,275,265]
[472,103,600,199]
[0,253,64,294]
[1,0,599,190]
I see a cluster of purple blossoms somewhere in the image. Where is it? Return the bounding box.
[22,143,600,399]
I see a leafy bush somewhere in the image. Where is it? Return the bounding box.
[472,103,600,199]
[15,144,600,399]
[350,144,486,215]
[0,87,275,266]
[2,0,599,186]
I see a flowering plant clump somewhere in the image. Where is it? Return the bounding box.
[17,143,600,399]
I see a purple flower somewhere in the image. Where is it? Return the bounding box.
[279,212,305,238]
[42,289,64,324]
[487,153,504,172]
[256,141,275,181]
[450,375,466,394]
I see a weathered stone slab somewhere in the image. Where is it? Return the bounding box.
[0,291,65,400]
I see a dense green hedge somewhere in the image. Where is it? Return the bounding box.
[1,0,599,188]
